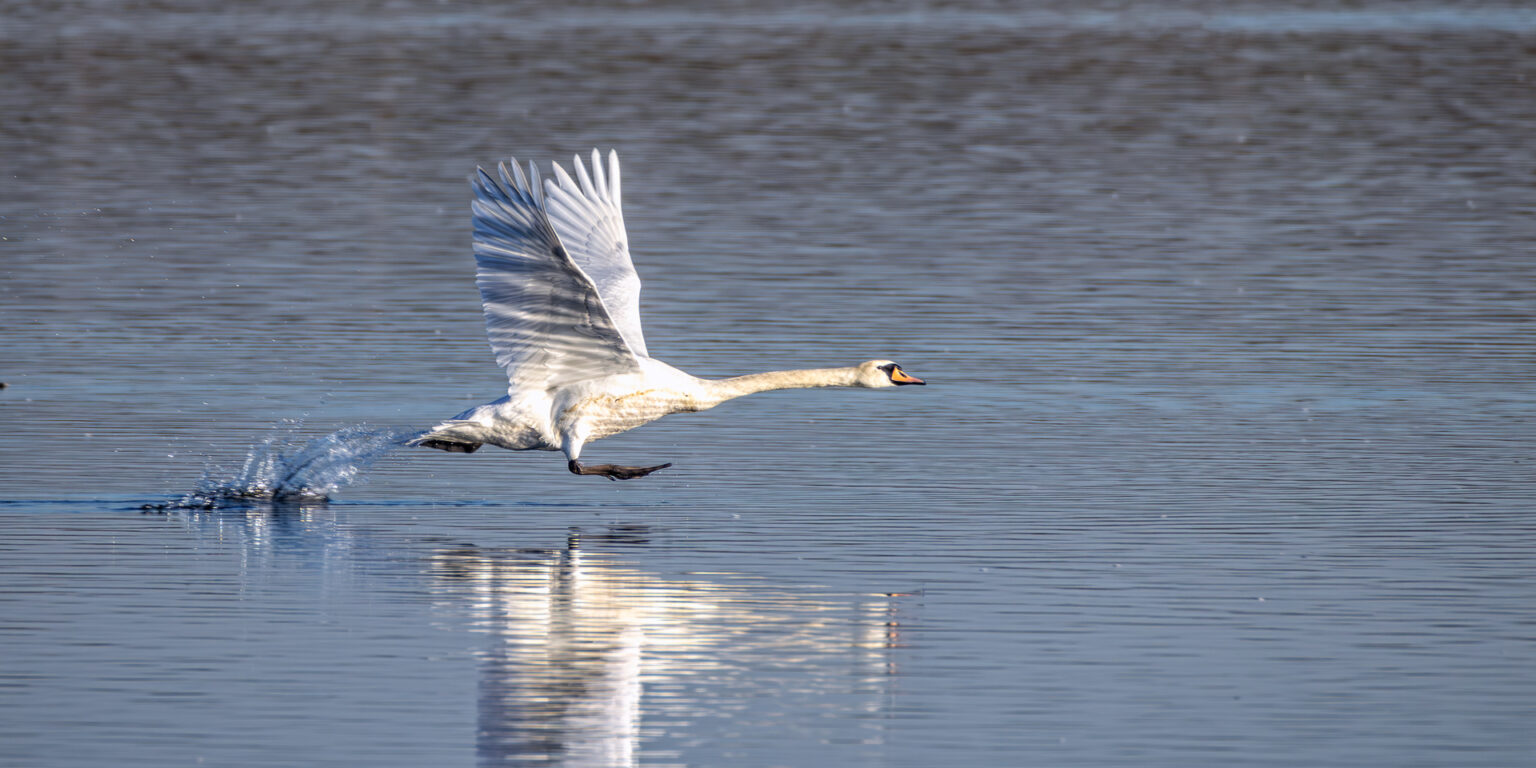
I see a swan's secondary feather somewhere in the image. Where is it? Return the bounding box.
[471,155,642,391]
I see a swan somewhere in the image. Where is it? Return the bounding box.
[411,150,925,480]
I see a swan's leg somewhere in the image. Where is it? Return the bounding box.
[567,459,672,481]
[561,431,670,480]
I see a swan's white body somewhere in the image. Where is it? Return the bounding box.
[414,150,923,478]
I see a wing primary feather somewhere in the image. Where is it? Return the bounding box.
[571,153,600,202]
[508,157,531,200]
[509,158,534,202]
[543,179,593,220]
[474,167,513,210]
[475,168,539,238]
[607,149,621,208]
[547,167,605,226]
[589,148,608,202]
[551,162,581,202]
[528,160,545,208]
[503,163,534,208]
[502,160,533,206]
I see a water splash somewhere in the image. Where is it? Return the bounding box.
[161,422,421,509]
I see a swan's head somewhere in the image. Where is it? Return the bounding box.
[856,360,926,388]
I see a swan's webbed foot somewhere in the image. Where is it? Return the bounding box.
[568,459,672,481]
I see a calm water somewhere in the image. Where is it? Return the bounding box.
[2,2,1534,766]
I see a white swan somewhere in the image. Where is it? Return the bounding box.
[412,150,925,479]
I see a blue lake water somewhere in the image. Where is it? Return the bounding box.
[2,2,1534,766]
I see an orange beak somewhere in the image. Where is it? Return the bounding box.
[890,368,926,385]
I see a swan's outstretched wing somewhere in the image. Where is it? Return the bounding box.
[543,149,649,358]
[472,158,642,391]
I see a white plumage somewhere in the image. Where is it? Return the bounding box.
[413,150,924,479]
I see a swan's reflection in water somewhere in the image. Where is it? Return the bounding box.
[432,530,903,767]
[163,507,903,764]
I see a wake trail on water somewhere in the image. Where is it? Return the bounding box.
[159,422,424,509]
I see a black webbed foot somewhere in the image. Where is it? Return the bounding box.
[568,459,672,480]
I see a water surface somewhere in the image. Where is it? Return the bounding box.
[2,2,1533,766]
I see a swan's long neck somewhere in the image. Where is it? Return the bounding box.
[700,367,860,407]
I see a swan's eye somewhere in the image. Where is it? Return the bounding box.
[878,363,897,375]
